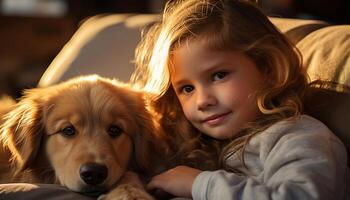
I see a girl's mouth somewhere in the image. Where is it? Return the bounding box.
[202,112,232,126]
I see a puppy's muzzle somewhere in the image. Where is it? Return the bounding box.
[79,162,108,185]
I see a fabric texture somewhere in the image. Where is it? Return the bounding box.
[0,183,95,200]
[192,115,350,200]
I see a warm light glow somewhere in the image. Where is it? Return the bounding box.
[143,31,171,95]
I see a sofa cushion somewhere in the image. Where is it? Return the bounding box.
[304,88,350,166]
[297,25,350,89]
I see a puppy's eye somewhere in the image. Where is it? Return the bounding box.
[107,125,123,138]
[60,126,76,136]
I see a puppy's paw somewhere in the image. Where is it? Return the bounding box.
[98,184,154,200]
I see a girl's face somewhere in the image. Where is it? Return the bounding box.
[170,39,265,139]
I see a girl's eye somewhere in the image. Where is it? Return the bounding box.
[212,71,229,81]
[181,85,194,94]
[107,125,123,138]
[60,126,76,136]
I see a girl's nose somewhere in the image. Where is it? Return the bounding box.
[197,88,217,110]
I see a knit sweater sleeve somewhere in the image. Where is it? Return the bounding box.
[191,115,349,200]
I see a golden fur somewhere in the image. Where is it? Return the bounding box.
[0,75,163,199]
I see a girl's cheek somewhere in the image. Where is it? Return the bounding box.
[183,103,195,121]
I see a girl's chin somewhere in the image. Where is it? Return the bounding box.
[203,129,233,140]
[199,121,245,140]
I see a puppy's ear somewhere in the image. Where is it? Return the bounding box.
[129,93,165,174]
[0,89,45,173]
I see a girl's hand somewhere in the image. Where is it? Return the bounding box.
[147,165,202,198]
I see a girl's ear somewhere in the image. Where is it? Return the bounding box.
[0,90,45,174]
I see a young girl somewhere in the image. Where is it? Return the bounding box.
[131,0,350,199]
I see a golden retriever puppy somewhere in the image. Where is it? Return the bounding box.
[0,75,164,199]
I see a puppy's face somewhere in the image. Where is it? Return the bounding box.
[1,76,156,194]
[45,82,137,193]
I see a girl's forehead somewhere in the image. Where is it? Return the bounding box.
[172,37,211,55]
[169,39,203,69]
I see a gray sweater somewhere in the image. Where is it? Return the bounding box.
[192,115,350,200]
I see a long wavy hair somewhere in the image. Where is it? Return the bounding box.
[131,0,308,171]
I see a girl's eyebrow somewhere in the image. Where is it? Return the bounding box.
[172,78,188,87]
[201,61,233,74]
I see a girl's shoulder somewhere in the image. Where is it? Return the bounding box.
[264,114,333,137]
[252,115,345,152]
[244,115,348,172]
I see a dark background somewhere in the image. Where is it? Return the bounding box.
[0,0,349,98]
[0,0,165,98]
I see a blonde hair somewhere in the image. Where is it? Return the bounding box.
[131,0,308,170]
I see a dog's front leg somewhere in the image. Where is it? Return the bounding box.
[98,171,154,200]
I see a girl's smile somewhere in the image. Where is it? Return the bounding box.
[170,39,266,139]
[201,111,232,127]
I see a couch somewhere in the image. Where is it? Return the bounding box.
[0,14,349,199]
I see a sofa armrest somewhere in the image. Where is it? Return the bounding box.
[38,14,159,87]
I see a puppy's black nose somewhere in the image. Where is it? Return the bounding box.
[79,163,108,185]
